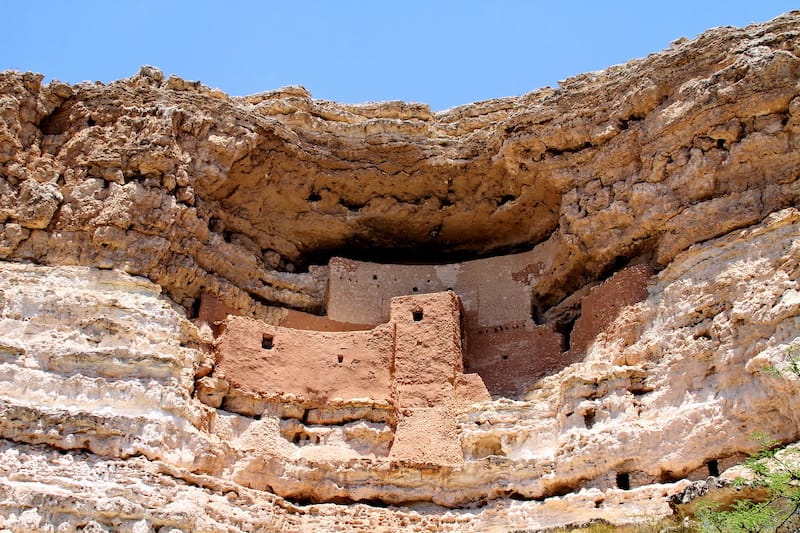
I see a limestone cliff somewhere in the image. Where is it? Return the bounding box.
[0,10,798,533]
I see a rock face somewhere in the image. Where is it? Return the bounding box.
[0,10,798,532]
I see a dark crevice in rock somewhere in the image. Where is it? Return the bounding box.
[285,495,390,508]
[545,141,593,158]
[297,238,542,271]
[38,99,73,136]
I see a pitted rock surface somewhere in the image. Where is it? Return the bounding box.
[0,11,798,533]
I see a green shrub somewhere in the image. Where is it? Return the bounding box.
[696,345,800,532]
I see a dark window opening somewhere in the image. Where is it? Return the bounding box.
[616,472,630,490]
[372,274,378,280]
[412,309,423,322]
[412,286,419,292]
[707,459,720,477]
[584,410,596,429]
[554,315,578,352]
[261,334,274,350]
[337,354,344,364]
[188,298,201,320]
[530,302,542,324]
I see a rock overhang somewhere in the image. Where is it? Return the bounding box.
[0,9,798,530]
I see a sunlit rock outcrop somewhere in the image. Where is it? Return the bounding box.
[0,10,798,532]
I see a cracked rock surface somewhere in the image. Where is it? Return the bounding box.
[0,10,798,533]
[1,11,799,316]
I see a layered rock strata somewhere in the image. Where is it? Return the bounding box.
[0,10,798,532]
[1,11,799,319]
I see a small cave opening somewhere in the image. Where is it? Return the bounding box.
[583,409,596,429]
[87,116,96,127]
[188,298,201,320]
[412,309,424,322]
[261,334,274,350]
[337,354,344,364]
[707,459,720,477]
[615,472,630,490]
[497,195,517,207]
[208,217,223,233]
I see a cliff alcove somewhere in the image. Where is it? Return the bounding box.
[0,10,799,532]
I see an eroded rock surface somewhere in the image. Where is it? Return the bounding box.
[0,10,798,533]
[2,11,799,319]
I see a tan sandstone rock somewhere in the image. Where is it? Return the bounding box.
[0,10,797,533]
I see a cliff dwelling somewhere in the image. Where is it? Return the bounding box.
[0,9,799,531]
[201,250,654,404]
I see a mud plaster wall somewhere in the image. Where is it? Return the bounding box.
[462,265,654,397]
[569,264,654,355]
[214,317,395,406]
[392,292,465,409]
[213,292,490,465]
[326,248,552,330]
[214,292,487,410]
[199,291,371,334]
[465,321,564,397]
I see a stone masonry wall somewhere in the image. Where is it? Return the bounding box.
[326,248,551,329]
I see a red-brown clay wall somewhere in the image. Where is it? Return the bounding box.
[199,291,372,334]
[213,291,489,411]
[391,292,464,409]
[279,309,372,332]
[569,264,653,356]
[465,320,564,398]
[214,316,394,406]
[198,292,239,335]
[212,291,493,466]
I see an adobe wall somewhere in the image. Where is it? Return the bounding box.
[391,292,464,409]
[569,264,654,356]
[213,291,490,410]
[326,247,553,330]
[213,317,395,406]
[464,320,564,397]
[279,309,372,332]
[199,291,371,335]
[212,291,492,465]
[388,292,490,464]
[198,291,239,336]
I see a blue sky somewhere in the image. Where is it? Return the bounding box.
[2,2,797,110]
